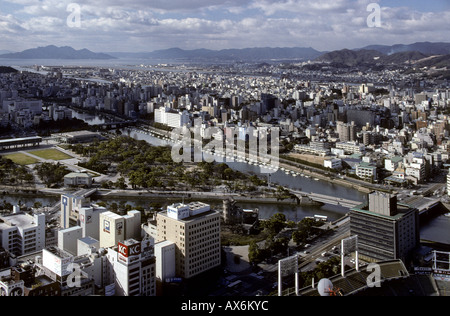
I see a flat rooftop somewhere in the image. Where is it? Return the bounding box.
[351,202,414,220]
[0,212,38,230]
[44,246,73,259]
[159,209,218,222]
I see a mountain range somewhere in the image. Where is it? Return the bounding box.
[315,48,450,68]
[107,46,323,61]
[0,42,449,68]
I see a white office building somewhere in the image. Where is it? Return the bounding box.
[156,202,221,279]
[99,211,141,249]
[154,240,176,282]
[0,211,46,256]
[105,238,156,296]
[154,107,190,128]
[58,226,83,256]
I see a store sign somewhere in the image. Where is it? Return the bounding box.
[118,242,141,258]
[103,220,110,233]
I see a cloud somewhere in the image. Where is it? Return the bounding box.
[1,0,449,52]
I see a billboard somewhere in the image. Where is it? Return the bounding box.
[342,235,358,255]
[118,242,141,258]
[278,254,299,277]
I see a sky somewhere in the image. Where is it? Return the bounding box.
[0,0,449,53]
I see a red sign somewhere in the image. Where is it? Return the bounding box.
[118,242,141,258]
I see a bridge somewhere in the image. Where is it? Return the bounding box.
[401,195,441,216]
[290,189,363,209]
[96,120,138,129]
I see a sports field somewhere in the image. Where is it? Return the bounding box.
[2,153,39,165]
[28,148,73,161]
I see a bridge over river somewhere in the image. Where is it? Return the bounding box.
[290,189,363,209]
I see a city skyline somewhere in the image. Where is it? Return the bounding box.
[0,0,449,53]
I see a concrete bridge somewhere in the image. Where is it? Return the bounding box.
[290,189,363,209]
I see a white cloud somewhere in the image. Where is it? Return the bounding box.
[0,0,449,52]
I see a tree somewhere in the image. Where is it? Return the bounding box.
[115,177,127,190]
[35,162,70,187]
[263,213,287,236]
[248,241,264,264]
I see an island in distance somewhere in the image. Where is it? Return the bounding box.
[0,45,116,60]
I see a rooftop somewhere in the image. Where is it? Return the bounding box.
[0,212,39,230]
[351,202,414,220]
[297,260,410,296]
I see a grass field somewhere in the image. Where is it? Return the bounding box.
[28,148,73,161]
[3,153,39,165]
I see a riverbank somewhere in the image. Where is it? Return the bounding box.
[93,189,324,206]
[135,123,377,195]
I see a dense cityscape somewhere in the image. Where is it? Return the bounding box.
[0,0,449,305]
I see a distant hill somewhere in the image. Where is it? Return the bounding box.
[0,45,116,60]
[107,46,323,61]
[315,49,384,66]
[0,66,18,74]
[415,54,450,68]
[359,42,450,56]
[380,51,430,64]
[314,46,450,68]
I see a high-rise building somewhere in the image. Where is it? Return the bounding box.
[60,193,106,240]
[156,202,221,279]
[349,192,419,262]
[336,121,357,142]
[105,238,156,296]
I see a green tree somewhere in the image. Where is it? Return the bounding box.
[263,213,287,236]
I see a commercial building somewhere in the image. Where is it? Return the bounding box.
[105,238,156,296]
[349,192,419,262]
[40,247,95,296]
[156,202,221,279]
[60,193,106,241]
[0,211,46,257]
[99,211,141,249]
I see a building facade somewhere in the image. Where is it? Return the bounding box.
[105,238,156,296]
[349,192,419,262]
[156,202,221,279]
[0,212,46,256]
